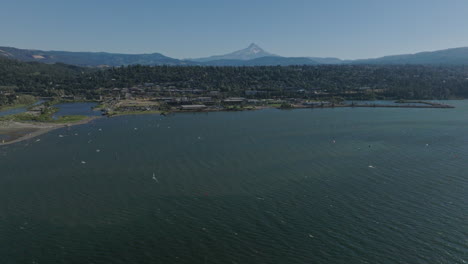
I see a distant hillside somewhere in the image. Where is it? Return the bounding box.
[2,56,468,100]
[202,56,319,66]
[0,47,186,67]
[0,45,322,67]
[308,57,343,64]
[4,45,468,67]
[353,47,468,65]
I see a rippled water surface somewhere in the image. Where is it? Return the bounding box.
[1,101,467,264]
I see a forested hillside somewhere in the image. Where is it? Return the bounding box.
[2,57,468,100]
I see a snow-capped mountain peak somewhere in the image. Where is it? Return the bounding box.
[191,43,278,62]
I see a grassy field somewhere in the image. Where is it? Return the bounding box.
[0,112,89,123]
[0,103,30,111]
[51,115,88,123]
[0,102,90,125]
[0,113,38,122]
[0,95,38,111]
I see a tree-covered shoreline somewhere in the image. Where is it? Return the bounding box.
[1,57,468,103]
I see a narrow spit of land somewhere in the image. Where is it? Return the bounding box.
[99,98,455,116]
[0,117,99,146]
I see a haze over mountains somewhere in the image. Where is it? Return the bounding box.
[1,43,468,67]
[0,47,185,67]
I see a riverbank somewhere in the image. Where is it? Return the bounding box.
[0,103,30,112]
[341,102,455,109]
[0,116,100,146]
[170,101,456,113]
[0,95,38,111]
[0,100,456,145]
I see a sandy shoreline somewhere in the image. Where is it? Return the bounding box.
[0,117,100,146]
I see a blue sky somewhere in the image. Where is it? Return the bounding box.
[1,0,468,59]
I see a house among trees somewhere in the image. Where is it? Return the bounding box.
[223,97,246,105]
[180,105,207,111]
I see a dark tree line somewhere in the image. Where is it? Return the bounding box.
[1,57,468,100]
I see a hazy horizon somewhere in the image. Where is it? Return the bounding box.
[2,0,468,60]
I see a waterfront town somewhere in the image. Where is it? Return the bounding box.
[92,84,452,116]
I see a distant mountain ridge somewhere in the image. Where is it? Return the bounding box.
[200,56,319,66]
[308,57,343,64]
[352,47,468,65]
[2,44,468,67]
[0,46,186,67]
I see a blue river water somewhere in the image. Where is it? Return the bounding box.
[52,102,100,118]
[0,101,467,263]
